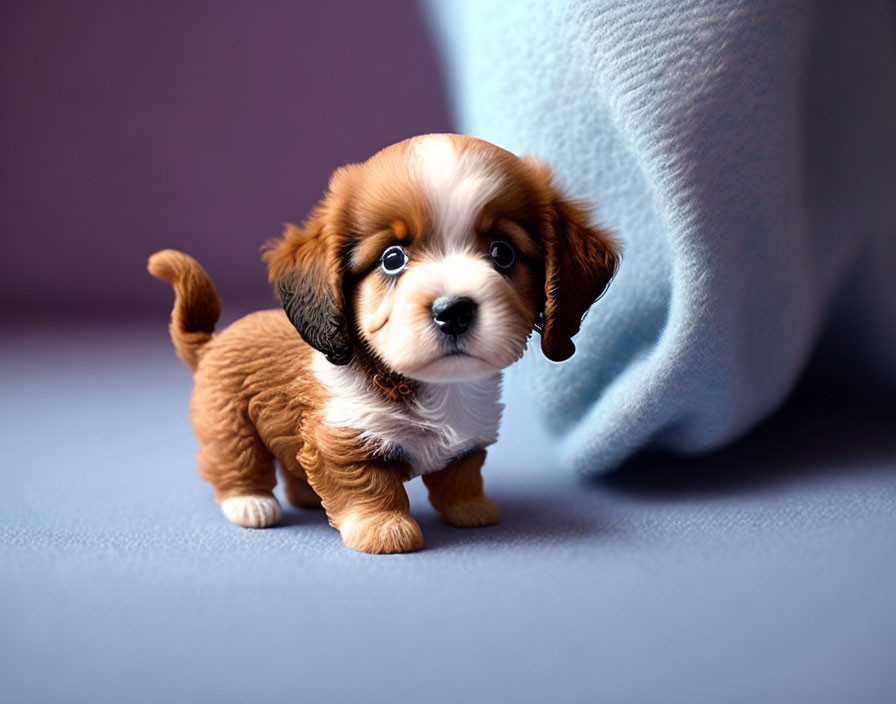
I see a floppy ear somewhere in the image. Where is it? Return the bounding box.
[539,187,620,363]
[262,205,353,366]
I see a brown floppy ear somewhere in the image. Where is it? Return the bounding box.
[262,201,353,366]
[539,186,620,363]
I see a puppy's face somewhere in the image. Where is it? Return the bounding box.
[266,135,619,382]
[346,138,544,382]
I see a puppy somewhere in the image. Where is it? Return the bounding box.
[148,134,618,554]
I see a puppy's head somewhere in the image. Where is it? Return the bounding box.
[264,134,619,382]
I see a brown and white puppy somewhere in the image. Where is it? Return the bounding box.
[148,134,618,554]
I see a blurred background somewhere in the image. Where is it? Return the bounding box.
[2,3,894,703]
[1,0,451,320]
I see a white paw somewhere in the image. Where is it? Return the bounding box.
[221,495,282,529]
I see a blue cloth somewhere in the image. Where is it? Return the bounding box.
[424,0,896,473]
[1,326,895,702]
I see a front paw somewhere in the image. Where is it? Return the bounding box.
[439,496,500,528]
[339,510,424,554]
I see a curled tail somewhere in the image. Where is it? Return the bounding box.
[147,249,221,370]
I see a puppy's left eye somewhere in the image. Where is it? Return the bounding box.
[489,240,515,269]
[380,245,408,275]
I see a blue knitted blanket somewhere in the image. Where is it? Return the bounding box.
[425,0,896,472]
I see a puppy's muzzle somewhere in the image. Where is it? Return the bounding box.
[431,296,477,337]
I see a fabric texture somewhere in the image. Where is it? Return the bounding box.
[424,0,896,473]
[1,328,895,703]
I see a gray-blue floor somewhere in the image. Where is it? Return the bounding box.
[2,322,894,703]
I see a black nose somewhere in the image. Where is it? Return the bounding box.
[431,296,477,336]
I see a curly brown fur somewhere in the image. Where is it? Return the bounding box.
[149,134,619,553]
[147,250,221,370]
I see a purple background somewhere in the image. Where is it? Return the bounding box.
[0,0,451,318]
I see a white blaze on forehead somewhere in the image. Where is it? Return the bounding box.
[412,135,503,251]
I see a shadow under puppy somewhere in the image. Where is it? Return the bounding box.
[148,134,619,554]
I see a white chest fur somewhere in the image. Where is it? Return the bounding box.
[311,353,503,476]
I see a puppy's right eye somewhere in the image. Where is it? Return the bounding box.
[380,245,408,276]
[489,240,515,270]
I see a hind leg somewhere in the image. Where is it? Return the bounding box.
[195,428,281,529]
[278,456,323,510]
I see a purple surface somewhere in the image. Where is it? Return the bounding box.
[1,0,451,317]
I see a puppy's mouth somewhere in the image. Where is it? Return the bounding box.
[423,348,491,366]
[438,340,491,363]
[400,348,499,382]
